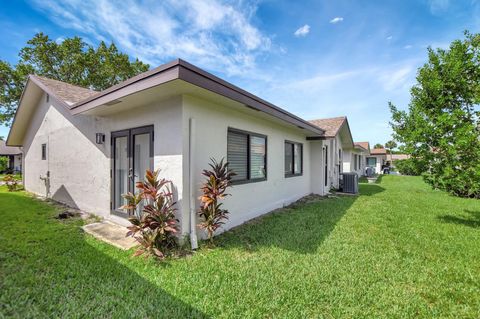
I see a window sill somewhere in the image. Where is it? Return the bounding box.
[231,178,267,185]
[285,173,303,178]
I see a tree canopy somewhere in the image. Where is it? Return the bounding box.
[0,33,149,126]
[390,31,480,198]
[373,143,384,149]
[385,140,397,152]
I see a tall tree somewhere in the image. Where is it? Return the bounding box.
[374,143,384,149]
[390,31,480,198]
[0,33,149,126]
[385,140,397,162]
[385,140,397,151]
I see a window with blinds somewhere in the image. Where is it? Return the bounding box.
[41,143,47,160]
[285,141,303,177]
[227,128,266,183]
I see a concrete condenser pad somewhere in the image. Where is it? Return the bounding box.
[82,221,137,250]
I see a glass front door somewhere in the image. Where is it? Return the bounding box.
[112,126,153,216]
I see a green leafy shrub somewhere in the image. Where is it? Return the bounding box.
[389,31,480,198]
[2,175,19,192]
[198,158,235,245]
[0,156,8,172]
[394,158,427,176]
[122,170,178,259]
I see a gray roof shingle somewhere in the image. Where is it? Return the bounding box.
[309,116,346,138]
[32,75,98,106]
[0,140,21,155]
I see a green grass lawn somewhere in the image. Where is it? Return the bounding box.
[1,176,479,318]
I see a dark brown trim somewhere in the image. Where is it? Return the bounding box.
[306,136,329,141]
[227,127,267,185]
[69,59,324,136]
[111,125,154,217]
[71,60,181,110]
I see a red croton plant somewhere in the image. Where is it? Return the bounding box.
[122,170,178,258]
[198,158,235,245]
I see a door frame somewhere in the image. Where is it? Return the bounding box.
[111,125,154,217]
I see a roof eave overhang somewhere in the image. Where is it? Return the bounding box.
[69,59,325,136]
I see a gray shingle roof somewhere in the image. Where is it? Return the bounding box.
[309,116,346,138]
[32,75,98,106]
[0,140,21,155]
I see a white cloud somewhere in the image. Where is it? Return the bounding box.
[329,17,344,24]
[294,25,310,37]
[404,44,412,49]
[281,69,362,91]
[428,0,450,14]
[28,0,272,76]
[55,36,65,44]
[379,65,414,91]
[386,36,393,40]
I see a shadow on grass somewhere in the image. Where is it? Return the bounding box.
[217,183,385,254]
[0,192,208,318]
[437,209,480,228]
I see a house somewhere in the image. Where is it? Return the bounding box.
[308,116,354,191]
[7,58,337,243]
[366,148,387,174]
[0,140,22,173]
[348,141,370,176]
[389,153,410,162]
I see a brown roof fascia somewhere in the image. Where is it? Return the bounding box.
[69,59,325,135]
[177,61,325,135]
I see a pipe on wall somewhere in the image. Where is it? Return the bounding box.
[189,118,199,250]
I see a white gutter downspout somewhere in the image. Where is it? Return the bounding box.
[189,118,199,250]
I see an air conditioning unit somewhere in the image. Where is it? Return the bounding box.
[340,172,359,194]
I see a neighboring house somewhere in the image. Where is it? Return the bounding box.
[348,141,370,176]
[366,148,387,173]
[309,116,354,191]
[389,153,410,169]
[7,58,334,241]
[389,153,410,162]
[0,140,22,173]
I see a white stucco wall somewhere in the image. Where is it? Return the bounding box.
[343,150,366,176]
[343,149,352,173]
[22,92,183,220]
[23,93,110,216]
[22,90,326,237]
[181,95,322,235]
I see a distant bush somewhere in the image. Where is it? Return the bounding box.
[394,158,427,176]
[3,175,19,192]
[0,156,8,172]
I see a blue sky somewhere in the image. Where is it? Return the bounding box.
[1,0,479,144]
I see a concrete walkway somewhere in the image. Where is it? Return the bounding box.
[82,221,137,250]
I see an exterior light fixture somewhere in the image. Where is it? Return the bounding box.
[96,133,105,144]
